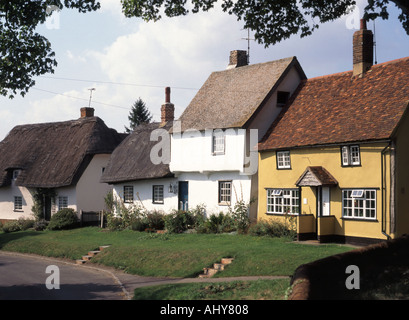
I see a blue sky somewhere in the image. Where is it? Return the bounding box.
[0,0,408,140]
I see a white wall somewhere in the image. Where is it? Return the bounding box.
[177,172,252,216]
[112,177,179,214]
[170,127,246,174]
[76,154,112,213]
[0,183,35,221]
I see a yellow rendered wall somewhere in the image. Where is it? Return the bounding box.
[258,142,391,240]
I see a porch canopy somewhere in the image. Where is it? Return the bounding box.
[295,166,338,187]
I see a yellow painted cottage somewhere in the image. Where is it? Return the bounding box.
[257,21,409,245]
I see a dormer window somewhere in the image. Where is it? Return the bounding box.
[277,91,290,107]
[12,170,20,180]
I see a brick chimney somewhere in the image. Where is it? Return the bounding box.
[227,50,248,69]
[80,107,95,118]
[161,87,174,125]
[353,19,374,77]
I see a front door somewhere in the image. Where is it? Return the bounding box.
[44,196,52,221]
[322,187,330,216]
[178,181,189,211]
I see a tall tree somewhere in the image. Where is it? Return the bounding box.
[125,98,153,133]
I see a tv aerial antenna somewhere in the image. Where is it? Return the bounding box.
[88,88,96,107]
[242,28,255,64]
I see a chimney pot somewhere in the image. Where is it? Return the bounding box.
[80,107,95,118]
[161,87,174,124]
[360,19,367,30]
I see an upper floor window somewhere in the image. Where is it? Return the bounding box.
[277,91,290,107]
[212,130,225,155]
[341,145,361,166]
[276,151,291,169]
[12,170,20,180]
[123,186,134,203]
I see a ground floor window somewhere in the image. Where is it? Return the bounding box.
[267,189,299,214]
[58,196,68,211]
[14,196,23,211]
[342,189,376,219]
[153,185,164,204]
[123,186,134,203]
[218,180,232,205]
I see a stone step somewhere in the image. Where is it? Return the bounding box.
[99,245,110,251]
[213,263,225,271]
[76,259,86,265]
[88,250,100,257]
[221,258,234,265]
[82,255,93,261]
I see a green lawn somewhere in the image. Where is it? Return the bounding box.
[132,279,291,300]
[0,227,354,278]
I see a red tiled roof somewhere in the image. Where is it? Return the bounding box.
[258,56,409,151]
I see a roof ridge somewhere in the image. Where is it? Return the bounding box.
[307,55,409,82]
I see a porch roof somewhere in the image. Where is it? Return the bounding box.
[296,166,338,187]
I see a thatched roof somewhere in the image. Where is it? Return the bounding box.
[0,116,125,188]
[100,122,173,184]
[174,56,306,132]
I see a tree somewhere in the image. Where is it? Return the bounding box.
[120,0,408,46]
[0,0,100,98]
[1,1,408,99]
[125,97,153,133]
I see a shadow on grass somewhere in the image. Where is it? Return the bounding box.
[0,230,42,249]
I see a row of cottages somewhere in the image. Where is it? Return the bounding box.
[101,51,307,220]
[258,20,409,245]
[0,108,124,223]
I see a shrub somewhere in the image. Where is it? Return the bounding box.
[249,219,296,239]
[33,219,49,231]
[205,212,234,234]
[229,200,251,234]
[2,220,22,233]
[17,217,35,230]
[145,210,165,230]
[47,208,79,230]
[1,217,35,233]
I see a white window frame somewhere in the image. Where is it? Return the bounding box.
[342,145,361,166]
[14,196,23,211]
[218,180,232,205]
[123,186,134,203]
[267,189,299,215]
[58,196,68,211]
[152,185,164,204]
[12,170,20,180]
[277,151,291,169]
[342,189,376,220]
[212,129,225,155]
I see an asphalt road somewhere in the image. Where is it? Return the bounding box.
[0,251,127,300]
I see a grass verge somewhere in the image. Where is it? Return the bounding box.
[0,227,354,278]
[132,279,291,300]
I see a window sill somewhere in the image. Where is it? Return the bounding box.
[265,212,298,216]
[152,202,164,205]
[218,202,231,206]
[341,217,378,222]
[14,210,24,213]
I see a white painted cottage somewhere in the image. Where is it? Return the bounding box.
[0,108,125,223]
[169,50,307,219]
